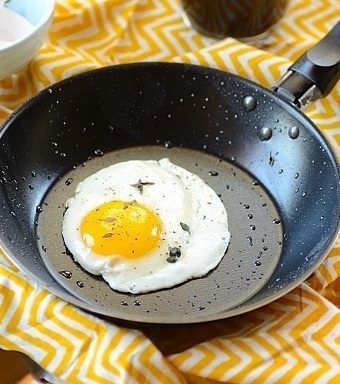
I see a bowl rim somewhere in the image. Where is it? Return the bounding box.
[0,0,56,52]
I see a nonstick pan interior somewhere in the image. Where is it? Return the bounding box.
[0,63,339,323]
[37,146,282,320]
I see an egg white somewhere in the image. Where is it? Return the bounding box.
[62,158,230,293]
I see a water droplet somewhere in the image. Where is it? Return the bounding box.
[279,169,283,174]
[302,192,306,197]
[273,219,281,224]
[60,152,66,158]
[198,306,205,311]
[247,236,253,246]
[167,113,172,118]
[294,173,299,179]
[51,141,58,147]
[120,301,128,306]
[250,224,256,230]
[255,261,261,266]
[133,300,141,306]
[248,214,253,219]
[209,171,218,176]
[263,246,268,251]
[77,281,84,288]
[243,96,256,111]
[288,126,299,139]
[231,155,237,162]
[259,127,272,140]
[164,141,173,149]
[252,180,259,186]
[94,149,104,157]
[42,245,47,252]
[28,184,34,190]
[244,204,250,209]
[36,206,43,214]
[65,178,73,186]
[31,172,36,178]
[59,271,72,279]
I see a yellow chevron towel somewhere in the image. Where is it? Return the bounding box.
[0,1,339,383]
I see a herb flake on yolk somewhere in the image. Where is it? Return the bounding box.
[80,200,162,258]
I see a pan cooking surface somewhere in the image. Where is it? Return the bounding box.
[37,146,282,320]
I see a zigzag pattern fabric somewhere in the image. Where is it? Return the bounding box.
[0,1,339,383]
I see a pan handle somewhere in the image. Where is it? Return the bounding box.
[272,21,340,110]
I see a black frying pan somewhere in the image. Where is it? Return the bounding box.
[0,23,339,324]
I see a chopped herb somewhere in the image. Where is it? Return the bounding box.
[102,233,113,238]
[99,217,116,222]
[131,179,155,194]
[123,200,137,209]
[166,255,178,263]
[169,246,181,258]
[180,222,191,235]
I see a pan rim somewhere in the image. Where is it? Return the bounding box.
[1,61,339,165]
[1,61,339,168]
[0,62,339,324]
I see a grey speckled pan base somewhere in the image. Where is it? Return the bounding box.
[37,146,282,320]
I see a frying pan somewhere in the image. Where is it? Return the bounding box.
[0,23,339,324]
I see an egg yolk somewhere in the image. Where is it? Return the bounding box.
[80,200,162,258]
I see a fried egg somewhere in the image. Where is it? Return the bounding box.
[62,159,230,293]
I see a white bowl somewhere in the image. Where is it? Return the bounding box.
[0,0,55,79]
